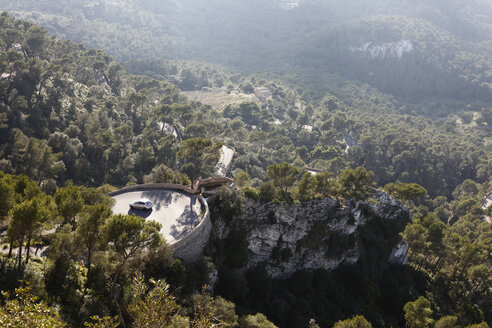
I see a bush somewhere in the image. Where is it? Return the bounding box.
[241,82,254,94]
[242,186,260,200]
[259,182,277,203]
[240,313,278,328]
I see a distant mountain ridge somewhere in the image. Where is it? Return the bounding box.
[2,0,492,104]
[277,15,492,101]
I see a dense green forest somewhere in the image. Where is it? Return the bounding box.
[5,0,492,108]
[2,9,489,198]
[0,4,491,328]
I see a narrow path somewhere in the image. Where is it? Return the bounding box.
[215,145,234,177]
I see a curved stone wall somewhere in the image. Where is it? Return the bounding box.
[106,183,197,197]
[107,183,211,263]
[171,194,212,263]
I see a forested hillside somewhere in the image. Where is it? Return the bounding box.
[0,12,211,189]
[5,0,492,109]
[2,9,489,198]
[281,16,492,102]
[0,5,491,328]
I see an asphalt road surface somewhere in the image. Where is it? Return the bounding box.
[111,189,202,244]
[215,145,234,177]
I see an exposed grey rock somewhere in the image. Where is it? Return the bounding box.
[213,192,410,278]
[388,241,409,265]
[349,40,414,59]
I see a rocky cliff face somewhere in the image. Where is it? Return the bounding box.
[212,191,411,278]
[349,40,414,59]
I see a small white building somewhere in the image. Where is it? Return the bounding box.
[12,43,23,53]
[303,124,313,132]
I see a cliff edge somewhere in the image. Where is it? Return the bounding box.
[210,190,411,278]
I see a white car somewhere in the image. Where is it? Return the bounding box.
[129,199,153,210]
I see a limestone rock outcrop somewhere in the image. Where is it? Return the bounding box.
[212,191,410,278]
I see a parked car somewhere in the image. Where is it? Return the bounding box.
[129,199,153,210]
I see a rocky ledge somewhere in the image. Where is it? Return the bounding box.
[213,191,411,278]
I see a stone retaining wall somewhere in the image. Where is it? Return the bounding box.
[106,183,197,197]
[107,183,211,263]
[172,194,212,263]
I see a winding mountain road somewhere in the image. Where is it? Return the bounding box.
[215,145,234,177]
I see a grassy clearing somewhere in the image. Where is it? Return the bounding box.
[182,88,259,111]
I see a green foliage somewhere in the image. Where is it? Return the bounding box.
[466,323,490,328]
[83,316,119,328]
[259,181,277,203]
[1,9,490,201]
[240,313,278,328]
[486,204,492,217]
[8,0,492,108]
[236,170,251,187]
[8,196,51,266]
[177,137,222,182]
[403,297,434,328]
[212,186,245,221]
[191,286,231,327]
[0,181,14,221]
[44,249,83,319]
[55,184,84,224]
[335,167,375,200]
[333,315,373,328]
[0,13,196,188]
[212,296,239,327]
[453,179,479,199]
[241,82,254,94]
[103,214,162,261]
[481,108,492,126]
[14,137,65,186]
[143,163,191,186]
[103,214,162,294]
[434,315,459,328]
[242,186,260,201]
[402,204,492,325]
[127,275,179,328]
[0,283,66,328]
[141,244,184,287]
[454,198,480,217]
[384,183,427,203]
[0,258,22,294]
[48,224,80,261]
[314,171,335,197]
[75,203,112,287]
[267,162,300,194]
[296,172,317,202]
[127,272,242,327]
